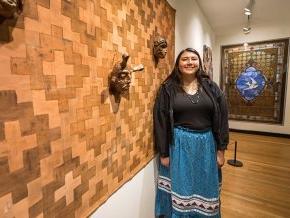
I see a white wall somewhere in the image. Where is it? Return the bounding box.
[91,1,216,217]
[90,159,158,218]
[168,0,216,58]
[214,23,290,134]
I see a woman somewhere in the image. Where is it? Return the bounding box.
[154,48,229,217]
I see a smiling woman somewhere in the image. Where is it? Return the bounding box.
[153,48,229,217]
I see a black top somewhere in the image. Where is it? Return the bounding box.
[153,78,229,157]
[173,88,214,130]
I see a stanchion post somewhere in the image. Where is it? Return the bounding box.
[227,140,243,167]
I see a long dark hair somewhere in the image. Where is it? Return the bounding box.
[165,48,209,86]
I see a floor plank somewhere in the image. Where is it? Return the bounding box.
[221,132,290,218]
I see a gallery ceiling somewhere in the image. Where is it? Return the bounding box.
[196,0,290,36]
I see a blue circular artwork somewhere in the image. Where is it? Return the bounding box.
[235,66,266,102]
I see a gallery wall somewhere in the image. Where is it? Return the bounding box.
[214,23,290,134]
[169,0,215,58]
[91,0,217,217]
[0,0,175,217]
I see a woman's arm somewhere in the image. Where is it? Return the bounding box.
[218,91,229,150]
[211,81,229,150]
[217,149,225,168]
[153,85,170,162]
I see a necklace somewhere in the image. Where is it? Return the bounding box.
[184,88,200,104]
[182,81,200,104]
[182,80,198,93]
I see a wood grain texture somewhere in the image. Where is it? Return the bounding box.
[0,0,175,217]
[221,132,290,218]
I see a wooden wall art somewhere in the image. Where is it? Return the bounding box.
[0,0,23,19]
[0,0,23,42]
[108,52,144,105]
[153,36,167,66]
[0,0,175,217]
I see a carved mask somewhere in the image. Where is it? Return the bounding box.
[110,69,132,94]
[153,37,168,59]
[109,53,131,102]
[0,0,22,18]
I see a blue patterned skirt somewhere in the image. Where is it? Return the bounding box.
[155,126,222,217]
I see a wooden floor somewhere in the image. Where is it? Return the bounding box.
[221,132,290,218]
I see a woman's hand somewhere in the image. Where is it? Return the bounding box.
[217,150,225,168]
[160,157,170,167]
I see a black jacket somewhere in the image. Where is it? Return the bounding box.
[153,77,229,157]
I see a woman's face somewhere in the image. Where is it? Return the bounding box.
[178,51,200,76]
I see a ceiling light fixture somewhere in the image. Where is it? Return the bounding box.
[243,15,251,34]
[243,27,251,34]
[244,8,251,16]
[244,0,255,15]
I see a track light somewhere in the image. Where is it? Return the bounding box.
[243,27,251,34]
[244,8,251,15]
[244,0,254,15]
[243,15,251,34]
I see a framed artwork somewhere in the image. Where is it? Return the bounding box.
[221,38,289,123]
[203,45,213,79]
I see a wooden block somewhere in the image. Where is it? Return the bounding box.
[23,0,39,20]
[37,0,51,9]
[0,90,17,109]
